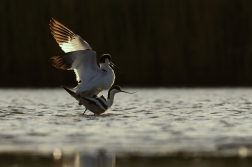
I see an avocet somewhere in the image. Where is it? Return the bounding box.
[50,18,115,97]
[62,85,134,115]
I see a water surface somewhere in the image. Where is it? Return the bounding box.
[0,88,252,166]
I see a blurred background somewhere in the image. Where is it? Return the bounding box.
[1,0,252,87]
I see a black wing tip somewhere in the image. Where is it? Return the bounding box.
[82,97,95,104]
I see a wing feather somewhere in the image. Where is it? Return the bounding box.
[50,50,102,83]
[83,97,107,110]
[50,18,92,53]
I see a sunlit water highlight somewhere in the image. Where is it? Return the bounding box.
[0,88,252,157]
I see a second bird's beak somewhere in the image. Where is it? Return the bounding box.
[121,90,136,94]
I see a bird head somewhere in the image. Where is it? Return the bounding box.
[99,54,115,68]
[107,85,135,99]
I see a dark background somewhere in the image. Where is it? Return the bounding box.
[1,0,252,87]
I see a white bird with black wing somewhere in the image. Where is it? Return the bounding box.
[49,18,115,97]
[62,85,134,115]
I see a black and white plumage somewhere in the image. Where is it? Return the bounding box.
[50,18,115,97]
[62,85,133,115]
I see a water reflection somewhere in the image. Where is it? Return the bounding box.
[72,152,115,167]
[62,151,115,167]
[53,148,62,160]
[1,151,252,167]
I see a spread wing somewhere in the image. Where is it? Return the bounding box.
[51,50,102,84]
[49,18,92,52]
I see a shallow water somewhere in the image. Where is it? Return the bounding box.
[1,88,252,166]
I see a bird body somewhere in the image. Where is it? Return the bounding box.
[50,18,115,97]
[62,85,132,115]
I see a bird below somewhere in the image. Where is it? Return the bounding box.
[49,18,115,97]
[62,85,134,115]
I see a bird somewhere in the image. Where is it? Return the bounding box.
[49,18,115,97]
[62,85,134,115]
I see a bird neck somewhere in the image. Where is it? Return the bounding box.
[107,91,116,108]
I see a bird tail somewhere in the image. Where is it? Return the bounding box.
[61,86,80,101]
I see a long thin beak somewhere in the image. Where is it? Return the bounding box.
[109,62,124,73]
[120,90,136,94]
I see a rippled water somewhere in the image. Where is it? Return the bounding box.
[1,88,252,166]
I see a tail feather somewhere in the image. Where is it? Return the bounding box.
[61,86,79,100]
[61,86,74,94]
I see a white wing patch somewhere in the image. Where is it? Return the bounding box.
[50,18,92,53]
[74,69,80,82]
[51,50,102,84]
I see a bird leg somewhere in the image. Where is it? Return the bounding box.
[82,108,87,115]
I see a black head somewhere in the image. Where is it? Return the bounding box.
[107,85,135,99]
[107,85,121,99]
[109,85,121,91]
[99,54,112,63]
